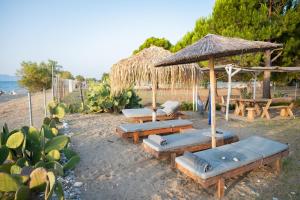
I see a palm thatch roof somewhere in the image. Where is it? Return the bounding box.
[155,34,283,67]
[110,46,202,93]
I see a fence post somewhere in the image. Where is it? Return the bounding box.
[28,91,33,126]
[43,88,47,117]
[295,82,298,100]
[80,83,85,110]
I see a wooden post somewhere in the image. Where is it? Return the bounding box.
[217,178,225,199]
[295,82,298,100]
[28,92,33,126]
[225,66,232,121]
[80,83,85,110]
[43,88,47,117]
[170,153,176,169]
[225,66,241,121]
[253,73,257,99]
[52,64,54,101]
[152,69,157,122]
[209,57,216,148]
[192,84,195,111]
[195,84,198,111]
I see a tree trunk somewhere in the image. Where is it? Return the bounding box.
[263,50,271,99]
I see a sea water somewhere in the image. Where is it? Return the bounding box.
[0,81,26,94]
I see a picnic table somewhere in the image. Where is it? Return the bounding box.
[231,98,270,117]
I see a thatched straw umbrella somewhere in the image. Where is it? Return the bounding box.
[155,34,282,148]
[110,46,202,118]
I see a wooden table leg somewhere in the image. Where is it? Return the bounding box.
[254,103,261,115]
[275,158,281,176]
[240,102,245,116]
[133,132,139,144]
[234,102,239,115]
[280,108,288,117]
[217,178,225,199]
[287,108,294,118]
[170,153,176,169]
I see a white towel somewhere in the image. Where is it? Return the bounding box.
[148,135,167,146]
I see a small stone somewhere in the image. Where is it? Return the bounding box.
[272,197,278,200]
[290,192,296,195]
[74,182,83,187]
[257,179,260,183]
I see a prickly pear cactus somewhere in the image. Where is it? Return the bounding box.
[46,149,60,161]
[0,146,9,164]
[0,172,19,192]
[6,131,24,149]
[44,135,69,153]
[29,168,47,190]
[14,185,30,200]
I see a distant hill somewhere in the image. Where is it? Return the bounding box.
[0,74,20,81]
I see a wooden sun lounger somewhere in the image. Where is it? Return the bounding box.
[143,129,239,168]
[129,111,186,123]
[175,136,289,199]
[116,119,193,144]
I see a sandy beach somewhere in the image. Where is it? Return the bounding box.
[0,91,52,129]
[1,94,299,200]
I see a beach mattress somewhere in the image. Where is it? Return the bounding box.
[118,119,193,133]
[122,108,167,118]
[143,128,236,152]
[175,136,288,179]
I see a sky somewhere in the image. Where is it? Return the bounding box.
[0,0,214,78]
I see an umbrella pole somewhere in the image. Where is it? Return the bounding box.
[152,70,157,122]
[209,57,216,148]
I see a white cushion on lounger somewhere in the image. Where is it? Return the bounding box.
[119,119,192,133]
[175,136,288,179]
[143,129,236,152]
[162,101,180,115]
[175,142,262,179]
[230,136,288,158]
[122,108,166,118]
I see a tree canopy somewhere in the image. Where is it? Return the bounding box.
[133,37,173,54]
[75,75,85,82]
[17,61,54,92]
[59,70,74,80]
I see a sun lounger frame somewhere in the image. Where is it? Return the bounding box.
[143,135,239,168]
[128,112,186,123]
[116,123,193,144]
[176,149,288,199]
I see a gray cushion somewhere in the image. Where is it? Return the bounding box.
[175,136,288,180]
[143,128,236,152]
[175,143,261,179]
[119,119,193,133]
[230,136,288,158]
[122,108,166,118]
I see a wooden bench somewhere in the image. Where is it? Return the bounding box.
[220,95,240,113]
[261,98,295,120]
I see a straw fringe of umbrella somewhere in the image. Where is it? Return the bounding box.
[110,46,202,94]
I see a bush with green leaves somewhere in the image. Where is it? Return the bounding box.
[0,119,80,199]
[180,101,193,111]
[87,81,141,113]
[47,101,67,120]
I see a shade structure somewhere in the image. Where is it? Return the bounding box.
[155,34,283,148]
[110,46,202,94]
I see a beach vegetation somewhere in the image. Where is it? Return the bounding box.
[87,78,141,113]
[75,75,85,82]
[0,119,80,199]
[59,70,74,80]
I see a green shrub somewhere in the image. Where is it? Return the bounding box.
[180,102,193,111]
[87,81,141,113]
[0,119,80,199]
